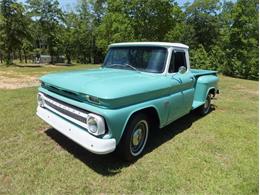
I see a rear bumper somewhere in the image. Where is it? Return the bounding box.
[37,106,116,154]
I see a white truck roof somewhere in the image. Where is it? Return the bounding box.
[110,42,189,49]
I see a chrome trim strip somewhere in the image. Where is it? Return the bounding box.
[43,94,88,118]
[40,93,89,129]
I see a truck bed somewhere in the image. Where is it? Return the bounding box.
[190,69,217,77]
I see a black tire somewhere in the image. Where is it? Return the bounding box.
[198,93,211,116]
[117,113,149,162]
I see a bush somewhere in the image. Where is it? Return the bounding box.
[189,45,211,70]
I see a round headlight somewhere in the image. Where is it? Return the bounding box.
[87,116,98,134]
[86,113,106,136]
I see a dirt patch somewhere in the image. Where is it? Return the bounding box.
[0,75,39,89]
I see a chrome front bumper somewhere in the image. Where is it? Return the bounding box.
[37,106,116,154]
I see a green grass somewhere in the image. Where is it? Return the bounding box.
[0,63,99,78]
[0,66,258,194]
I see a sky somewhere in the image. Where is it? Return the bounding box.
[19,0,194,11]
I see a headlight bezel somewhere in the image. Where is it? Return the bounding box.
[86,113,106,136]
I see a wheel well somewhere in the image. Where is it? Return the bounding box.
[208,88,216,97]
[131,107,160,130]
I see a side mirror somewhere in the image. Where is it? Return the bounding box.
[178,66,187,74]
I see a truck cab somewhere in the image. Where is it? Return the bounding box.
[37,42,219,161]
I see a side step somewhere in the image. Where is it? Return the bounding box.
[192,100,204,110]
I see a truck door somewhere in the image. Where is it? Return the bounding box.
[167,49,195,122]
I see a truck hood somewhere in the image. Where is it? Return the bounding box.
[40,68,172,108]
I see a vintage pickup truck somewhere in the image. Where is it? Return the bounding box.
[37,42,219,161]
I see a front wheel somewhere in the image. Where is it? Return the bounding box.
[198,94,211,115]
[117,113,149,162]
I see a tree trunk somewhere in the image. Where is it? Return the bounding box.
[23,49,27,64]
[12,51,15,62]
[0,52,2,64]
[66,54,71,64]
[50,55,54,64]
[50,54,55,64]
[7,50,12,65]
[56,55,60,63]
[19,50,22,63]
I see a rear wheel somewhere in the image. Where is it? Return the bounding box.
[117,113,149,162]
[198,94,211,115]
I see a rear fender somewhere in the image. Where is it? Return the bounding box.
[194,75,219,102]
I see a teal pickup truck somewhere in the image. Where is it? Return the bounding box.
[37,42,219,161]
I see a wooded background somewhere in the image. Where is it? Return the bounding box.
[0,0,258,80]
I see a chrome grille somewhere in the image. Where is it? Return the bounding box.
[43,94,88,124]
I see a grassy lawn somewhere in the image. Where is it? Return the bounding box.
[0,65,258,194]
[0,63,99,89]
[0,63,99,78]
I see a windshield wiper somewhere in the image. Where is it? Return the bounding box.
[106,63,140,72]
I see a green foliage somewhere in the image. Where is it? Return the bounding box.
[0,0,258,79]
[185,0,221,51]
[162,2,186,42]
[190,44,211,69]
[128,0,173,41]
[26,0,64,64]
[61,13,76,64]
[227,0,259,79]
[96,12,134,51]
[0,0,30,64]
[208,45,226,71]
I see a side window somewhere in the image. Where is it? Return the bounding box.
[168,50,187,73]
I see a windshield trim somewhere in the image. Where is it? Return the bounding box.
[102,46,169,74]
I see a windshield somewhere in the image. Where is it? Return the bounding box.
[103,46,168,73]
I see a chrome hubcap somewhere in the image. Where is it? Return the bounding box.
[132,128,143,146]
[130,120,148,156]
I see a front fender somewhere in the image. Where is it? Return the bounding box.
[104,95,171,145]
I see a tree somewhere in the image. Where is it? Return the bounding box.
[0,0,258,80]
[61,12,78,64]
[190,44,211,69]
[96,0,175,52]
[0,0,29,64]
[27,0,63,64]
[185,0,221,51]
[96,0,133,53]
[127,0,174,41]
[164,2,186,43]
[219,0,235,46]
[227,0,258,79]
[96,12,134,51]
[89,0,107,63]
